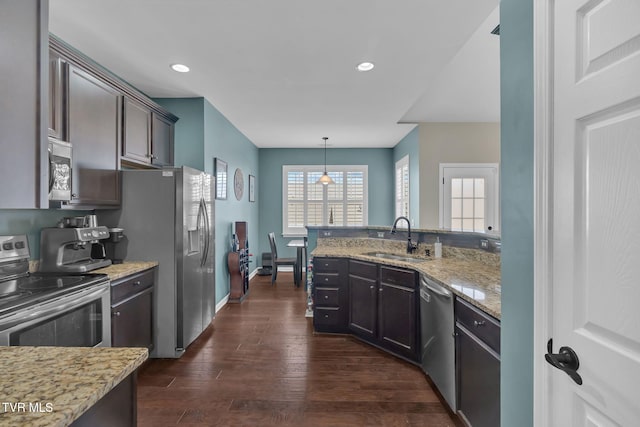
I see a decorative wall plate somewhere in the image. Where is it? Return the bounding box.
[234,168,244,200]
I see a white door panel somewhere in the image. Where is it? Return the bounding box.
[439,164,499,233]
[546,0,640,424]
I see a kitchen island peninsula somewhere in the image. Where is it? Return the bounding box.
[0,346,147,426]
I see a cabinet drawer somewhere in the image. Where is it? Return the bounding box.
[455,297,500,354]
[349,260,377,279]
[111,268,154,304]
[314,307,343,326]
[313,257,347,274]
[314,287,340,306]
[314,272,342,286]
[380,266,416,289]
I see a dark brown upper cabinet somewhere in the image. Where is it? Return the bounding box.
[151,113,174,167]
[48,49,67,141]
[67,64,121,208]
[0,1,49,208]
[122,97,152,165]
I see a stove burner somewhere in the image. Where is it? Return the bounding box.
[0,273,109,318]
[0,280,29,299]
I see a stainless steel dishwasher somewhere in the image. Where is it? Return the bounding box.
[420,275,456,411]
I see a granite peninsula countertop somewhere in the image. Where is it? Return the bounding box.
[92,261,158,281]
[0,346,147,427]
[312,244,501,319]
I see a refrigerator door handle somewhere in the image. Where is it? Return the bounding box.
[199,199,206,267]
[196,198,205,266]
[202,198,211,266]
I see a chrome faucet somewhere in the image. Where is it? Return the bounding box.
[391,216,418,254]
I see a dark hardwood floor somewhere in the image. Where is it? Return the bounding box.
[137,273,462,426]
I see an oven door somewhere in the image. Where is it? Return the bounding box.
[0,281,111,347]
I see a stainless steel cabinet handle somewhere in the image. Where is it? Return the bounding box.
[133,281,141,286]
[324,295,328,299]
[369,285,375,289]
[114,311,121,317]
[474,320,486,327]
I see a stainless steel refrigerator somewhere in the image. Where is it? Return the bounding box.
[100,166,215,358]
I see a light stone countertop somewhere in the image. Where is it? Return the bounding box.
[312,242,501,319]
[92,261,157,281]
[0,346,147,427]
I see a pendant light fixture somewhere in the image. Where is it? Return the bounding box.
[316,137,335,185]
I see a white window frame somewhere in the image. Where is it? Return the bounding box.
[395,155,410,223]
[282,165,368,237]
[438,163,500,233]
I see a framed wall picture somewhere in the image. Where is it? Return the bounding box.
[248,174,255,202]
[214,158,227,200]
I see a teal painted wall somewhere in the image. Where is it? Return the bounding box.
[157,97,259,307]
[0,209,85,259]
[153,98,204,170]
[203,100,259,306]
[392,126,420,227]
[257,148,394,264]
[500,0,534,425]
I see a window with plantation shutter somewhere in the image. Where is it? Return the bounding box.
[282,165,368,236]
[395,156,410,224]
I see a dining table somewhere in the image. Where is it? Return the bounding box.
[286,239,307,287]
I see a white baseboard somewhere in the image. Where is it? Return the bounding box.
[248,267,259,280]
[215,294,229,313]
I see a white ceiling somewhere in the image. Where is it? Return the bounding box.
[49,0,499,148]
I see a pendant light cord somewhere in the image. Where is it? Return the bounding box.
[323,137,328,172]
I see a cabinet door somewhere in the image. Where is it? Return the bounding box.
[456,324,500,427]
[67,65,121,207]
[48,50,66,140]
[111,288,153,349]
[0,1,48,208]
[151,113,174,167]
[122,98,151,164]
[348,274,377,339]
[378,282,416,358]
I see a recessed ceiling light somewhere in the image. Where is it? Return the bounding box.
[171,63,190,73]
[357,62,375,72]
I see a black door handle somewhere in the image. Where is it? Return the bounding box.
[545,339,583,385]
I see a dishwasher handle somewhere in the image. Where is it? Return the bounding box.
[421,276,452,299]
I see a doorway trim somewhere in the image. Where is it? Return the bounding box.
[533,0,553,425]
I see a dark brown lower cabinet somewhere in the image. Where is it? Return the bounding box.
[456,297,501,427]
[71,372,136,427]
[312,257,348,333]
[111,268,155,350]
[347,261,419,362]
[348,274,377,338]
[378,280,416,358]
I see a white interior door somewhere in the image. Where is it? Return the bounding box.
[440,164,499,233]
[542,0,640,424]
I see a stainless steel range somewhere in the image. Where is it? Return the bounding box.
[0,235,110,347]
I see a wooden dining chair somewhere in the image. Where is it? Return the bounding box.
[267,232,298,286]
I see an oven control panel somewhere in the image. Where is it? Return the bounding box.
[0,235,30,261]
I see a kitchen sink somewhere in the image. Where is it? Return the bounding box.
[363,252,429,263]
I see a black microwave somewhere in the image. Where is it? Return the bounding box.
[48,137,72,201]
